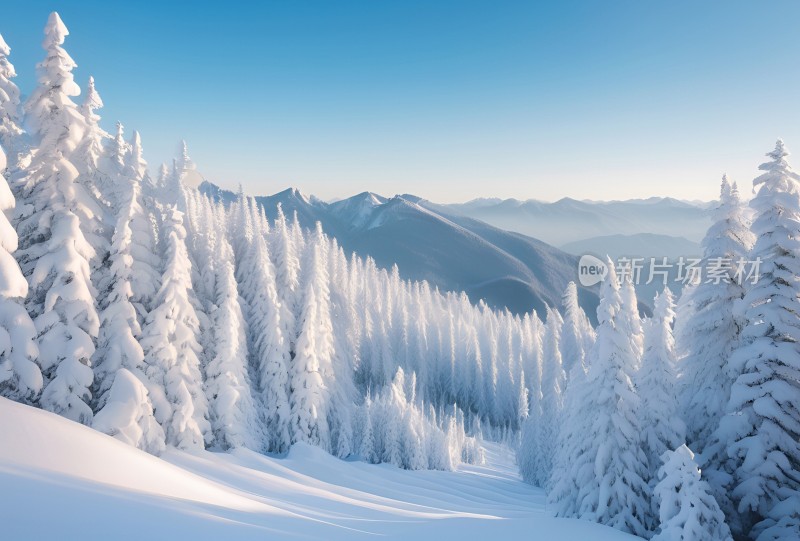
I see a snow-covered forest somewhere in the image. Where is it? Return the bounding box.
[1,12,799,541]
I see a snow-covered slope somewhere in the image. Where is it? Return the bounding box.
[200,183,601,321]
[0,398,638,540]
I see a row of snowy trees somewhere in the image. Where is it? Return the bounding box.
[518,144,800,540]
[0,12,560,470]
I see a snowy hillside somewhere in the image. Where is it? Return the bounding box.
[201,182,601,320]
[0,398,637,541]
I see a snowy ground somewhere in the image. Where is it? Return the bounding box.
[0,398,638,540]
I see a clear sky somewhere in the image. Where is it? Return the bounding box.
[3,1,800,202]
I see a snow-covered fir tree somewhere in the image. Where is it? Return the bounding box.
[91,175,149,410]
[679,176,753,454]
[535,305,565,489]
[289,228,334,448]
[121,132,160,318]
[0,143,41,401]
[16,13,99,424]
[560,281,595,376]
[0,34,24,165]
[713,140,800,537]
[237,198,292,453]
[140,206,209,450]
[652,444,733,541]
[552,259,651,537]
[204,208,260,450]
[93,367,165,455]
[547,340,595,518]
[637,288,685,483]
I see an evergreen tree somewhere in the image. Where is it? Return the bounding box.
[638,288,685,481]
[96,121,129,213]
[204,214,259,450]
[91,177,148,410]
[680,176,753,454]
[273,203,300,352]
[652,445,733,541]
[751,491,800,541]
[563,259,651,536]
[547,344,595,518]
[17,12,98,424]
[537,306,565,488]
[122,132,160,317]
[93,368,165,455]
[0,33,24,164]
[237,200,291,452]
[717,140,800,536]
[619,268,644,364]
[290,232,333,448]
[560,281,595,376]
[140,206,209,450]
[0,143,41,401]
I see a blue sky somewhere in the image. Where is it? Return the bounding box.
[3,1,800,202]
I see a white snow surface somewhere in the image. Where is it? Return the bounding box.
[0,397,638,540]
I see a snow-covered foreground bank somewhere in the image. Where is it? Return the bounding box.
[0,398,636,541]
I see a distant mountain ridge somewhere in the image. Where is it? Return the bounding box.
[200,183,602,322]
[429,196,713,246]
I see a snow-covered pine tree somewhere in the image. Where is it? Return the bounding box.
[73,76,114,312]
[96,121,128,213]
[125,130,148,180]
[547,340,595,518]
[74,76,107,195]
[0,34,24,166]
[0,143,41,401]
[140,206,210,450]
[289,226,334,449]
[122,131,160,318]
[618,268,644,364]
[716,140,800,536]
[272,203,300,354]
[91,173,150,410]
[204,209,260,450]
[236,199,291,452]
[521,309,543,425]
[637,288,685,482]
[751,492,800,541]
[16,12,99,424]
[569,259,651,536]
[679,176,753,454]
[91,162,164,453]
[358,391,376,463]
[560,281,595,376]
[652,444,732,541]
[93,368,165,455]
[536,305,566,489]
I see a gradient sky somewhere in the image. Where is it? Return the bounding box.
[3,1,800,202]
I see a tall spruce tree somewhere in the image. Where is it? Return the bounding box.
[17,12,98,424]
[0,143,41,401]
[715,140,800,537]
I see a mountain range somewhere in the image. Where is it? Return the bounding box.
[201,184,602,322]
[429,197,712,246]
[202,184,713,319]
